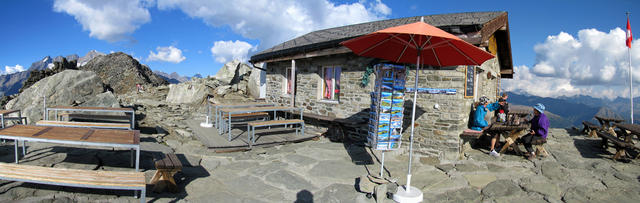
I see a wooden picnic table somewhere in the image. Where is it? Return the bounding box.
[219,106,303,141]
[486,123,530,155]
[594,116,624,133]
[612,123,640,158]
[46,106,135,129]
[212,102,275,129]
[0,125,141,171]
[0,109,24,128]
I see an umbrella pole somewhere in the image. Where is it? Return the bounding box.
[394,53,423,203]
[406,56,419,192]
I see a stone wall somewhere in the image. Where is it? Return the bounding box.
[265,53,502,161]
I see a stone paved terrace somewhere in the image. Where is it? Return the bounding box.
[0,127,638,202]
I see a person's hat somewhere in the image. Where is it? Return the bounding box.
[498,98,506,102]
[479,96,490,105]
[533,103,545,113]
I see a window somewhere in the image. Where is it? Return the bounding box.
[322,66,341,100]
[285,68,292,95]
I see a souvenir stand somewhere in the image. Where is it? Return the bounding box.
[368,64,406,178]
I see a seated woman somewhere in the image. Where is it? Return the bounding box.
[520,103,550,160]
[470,96,501,157]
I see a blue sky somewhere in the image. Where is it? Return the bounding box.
[0,0,639,98]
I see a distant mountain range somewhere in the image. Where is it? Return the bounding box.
[508,92,636,128]
[154,71,203,84]
[0,51,104,97]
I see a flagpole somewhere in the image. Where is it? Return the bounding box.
[628,12,634,124]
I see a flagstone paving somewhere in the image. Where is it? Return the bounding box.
[0,127,638,202]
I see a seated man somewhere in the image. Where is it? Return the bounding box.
[520,103,550,160]
[470,96,501,157]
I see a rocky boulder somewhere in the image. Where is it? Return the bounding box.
[5,70,119,123]
[247,64,264,99]
[80,52,167,94]
[213,59,251,85]
[165,83,211,104]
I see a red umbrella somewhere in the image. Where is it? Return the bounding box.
[340,18,494,66]
[340,17,494,202]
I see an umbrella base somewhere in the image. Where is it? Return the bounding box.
[393,185,423,203]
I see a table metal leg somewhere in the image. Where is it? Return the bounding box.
[18,111,22,124]
[14,141,18,163]
[21,141,25,156]
[131,112,135,129]
[247,125,251,148]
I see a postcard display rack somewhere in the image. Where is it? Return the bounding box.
[368,63,407,149]
[368,64,406,177]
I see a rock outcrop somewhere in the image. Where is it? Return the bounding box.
[248,64,264,99]
[80,52,168,94]
[20,58,78,93]
[6,70,118,123]
[165,82,212,104]
[214,59,251,85]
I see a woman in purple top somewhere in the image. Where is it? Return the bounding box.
[521,103,549,160]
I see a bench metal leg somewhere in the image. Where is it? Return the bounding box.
[22,141,25,156]
[135,147,140,171]
[247,125,252,148]
[140,188,146,203]
[301,123,305,137]
[130,148,134,168]
[228,114,232,141]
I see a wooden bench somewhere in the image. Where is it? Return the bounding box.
[531,138,549,157]
[36,120,131,130]
[596,130,636,160]
[459,129,484,157]
[0,162,145,202]
[150,153,182,193]
[247,119,305,147]
[582,121,600,138]
[60,113,131,122]
[219,112,270,131]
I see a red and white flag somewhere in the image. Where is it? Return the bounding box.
[627,17,633,48]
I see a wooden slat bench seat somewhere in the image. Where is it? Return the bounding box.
[221,112,270,119]
[582,121,600,138]
[150,153,182,193]
[0,162,145,202]
[532,138,549,157]
[596,130,636,160]
[459,129,484,157]
[60,113,131,122]
[36,120,131,130]
[247,119,305,147]
[219,112,270,134]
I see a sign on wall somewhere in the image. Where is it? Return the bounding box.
[464,66,475,98]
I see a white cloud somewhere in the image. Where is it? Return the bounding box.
[148,46,186,63]
[157,0,391,51]
[53,0,152,42]
[210,40,256,63]
[2,64,24,75]
[504,28,640,99]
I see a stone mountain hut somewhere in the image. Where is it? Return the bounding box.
[249,11,513,161]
